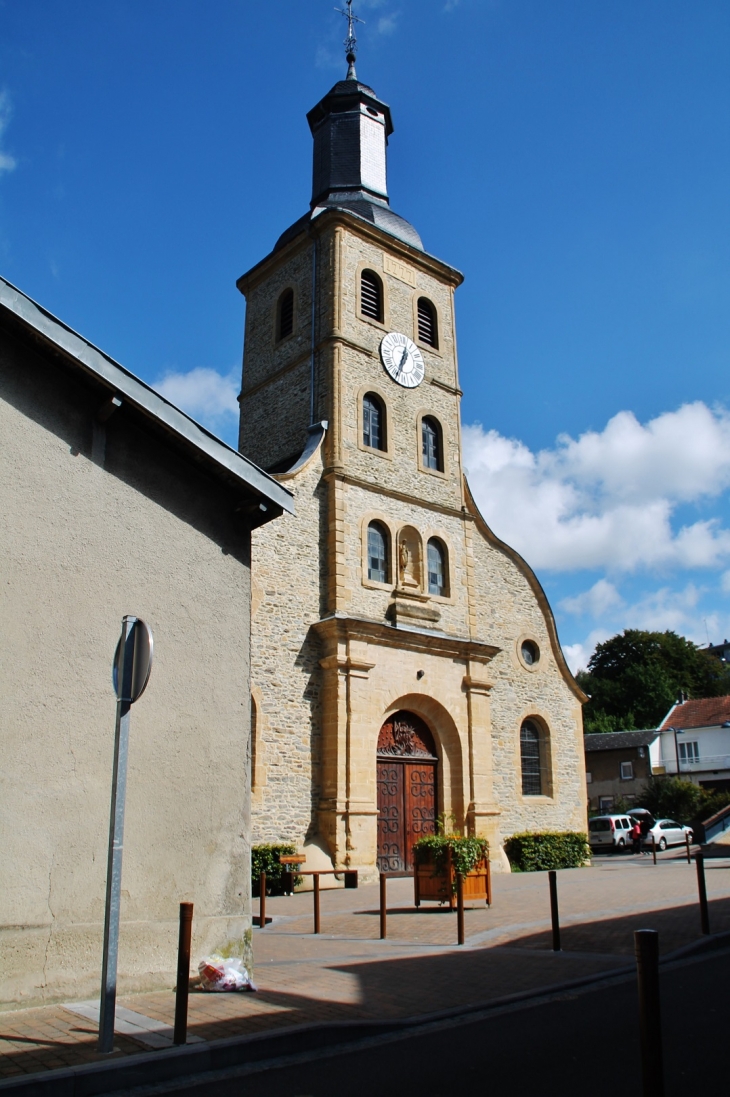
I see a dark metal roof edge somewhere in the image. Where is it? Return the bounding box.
[584,730,660,751]
[0,276,294,516]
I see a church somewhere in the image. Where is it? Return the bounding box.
[240,46,588,877]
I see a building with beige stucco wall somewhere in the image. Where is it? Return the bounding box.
[240,68,588,880]
[0,279,292,1006]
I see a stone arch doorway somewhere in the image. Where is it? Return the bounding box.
[377,710,438,872]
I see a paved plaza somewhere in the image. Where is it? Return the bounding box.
[1,853,729,1085]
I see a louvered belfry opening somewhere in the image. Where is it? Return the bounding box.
[360,270,383,322]
[417,298,438,348]
[277,288,294,341]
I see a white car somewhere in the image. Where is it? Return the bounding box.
[647,819,693,850]
[588,815,634,852]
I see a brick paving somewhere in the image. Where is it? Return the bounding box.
[1,854,729,1083]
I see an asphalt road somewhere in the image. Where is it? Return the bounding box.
[154,947,728,1097]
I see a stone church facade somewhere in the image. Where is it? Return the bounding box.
[239,69,587,876]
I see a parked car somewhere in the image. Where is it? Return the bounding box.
[588,815,634,852]
[647,819,693,850]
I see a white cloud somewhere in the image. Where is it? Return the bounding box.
[462,402,730,574]
[154,367,239,424]
[315,45,343,71]
[722,571,730,594]
[563,629,611,675]
[560,579,623,618]
[561,587,730,675]
[377,14,398,35]
[0,91,17,176]
[622,583,704,633]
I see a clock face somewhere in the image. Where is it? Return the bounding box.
[379,332,425,388]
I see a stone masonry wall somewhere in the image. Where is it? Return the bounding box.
[249,447,326,843]
[468,520,587,838]
[245,212,586,863]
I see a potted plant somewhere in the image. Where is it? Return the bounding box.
[413,833,491,909]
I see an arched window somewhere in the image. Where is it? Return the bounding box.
[276,288,294,341]
[421,416,443,472]
[427,538,448,597]
[363,393,386,451]
[520,720,543,796]
[367,521,390,584]
[360,269,383,322]
[417,298,438,348]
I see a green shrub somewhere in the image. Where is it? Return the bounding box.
[251,843,300,896]
[413,834,489,893]
[637,777,730,826]
[504,831,589,872]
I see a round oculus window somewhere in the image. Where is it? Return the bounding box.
[521,640,540,666]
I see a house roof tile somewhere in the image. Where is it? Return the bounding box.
[659,696,730,731]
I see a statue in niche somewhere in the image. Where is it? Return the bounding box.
[398,535,419,589]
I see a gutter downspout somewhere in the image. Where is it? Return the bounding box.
[309,230,317,426]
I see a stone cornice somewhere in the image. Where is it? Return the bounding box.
[429,377,463,397]
[240,332,458,405]
[322,468,467,519]
[313,612,500,664]
[236,207,464,295]
[463,675,495,695]
[319,654,376,678]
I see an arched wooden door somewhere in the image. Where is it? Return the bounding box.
[377,711,438,872]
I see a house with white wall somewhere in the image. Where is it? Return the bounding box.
[650,696,730,793]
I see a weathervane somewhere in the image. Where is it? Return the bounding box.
[335,0,364,79]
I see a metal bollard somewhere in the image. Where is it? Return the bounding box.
[173,903,194,1046]
[548,870,561,952]
[258,871,266,929]
[313,873,321,934]
[695,854,710,935]
[685,832,692,864]
[634,929,664,1097]
[379,873,387,940]
[652,835,657,865]
[456,873,465,945]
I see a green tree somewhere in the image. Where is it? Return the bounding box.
[637,777,704,824]
[637,777,730,825]
[577,629,730,734]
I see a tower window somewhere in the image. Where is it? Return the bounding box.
[367,521,390,584]
[421,416,443,472]
[360,270,383,322]
[363,393,386,451]
[417,298,438,348]
[276,288,294,341]
[520,720,544,796]
[427,538,448,597]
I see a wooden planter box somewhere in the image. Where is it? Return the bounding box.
[414,849,491,910]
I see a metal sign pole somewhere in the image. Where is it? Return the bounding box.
[98,616,138,1054]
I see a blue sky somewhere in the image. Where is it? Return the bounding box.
[2,0,730,670]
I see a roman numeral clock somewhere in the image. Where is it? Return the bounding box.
[379,331,425,388]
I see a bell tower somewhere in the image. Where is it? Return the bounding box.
[242,18,587,879]
[236,50,436,468]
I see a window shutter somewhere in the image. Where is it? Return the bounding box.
[361,271,383,321]
[278,289,294,340]
[417,298,438,348]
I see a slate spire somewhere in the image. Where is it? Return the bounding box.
[272,9,423,253]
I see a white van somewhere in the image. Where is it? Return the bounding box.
[588,815,634,852]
